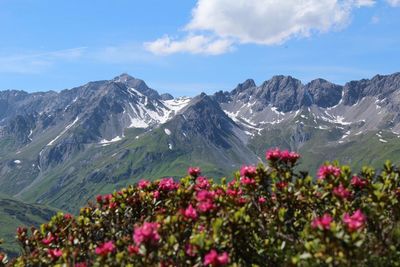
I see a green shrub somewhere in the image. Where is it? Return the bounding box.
[1,149,400,266]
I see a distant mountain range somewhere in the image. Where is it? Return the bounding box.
[0,72,400,212]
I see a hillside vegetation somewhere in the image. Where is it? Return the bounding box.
[1,148,400,266]
[0,194,57,258]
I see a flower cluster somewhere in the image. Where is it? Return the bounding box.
[203,249,230,266]
[133,222,160,246]
[95,241,115,256]
[266,148,300,164]
[4,150,400,266]
[343,210,366,232]
[317,164,342,180]
[311,214,333,230]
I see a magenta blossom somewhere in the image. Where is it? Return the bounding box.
[133,222,160,246]
[158,178,179,191]
[343,209,366,232]
[197,200,215,213]
[188,167,201,177]
[185,243,197,257]
[182,204,198,220]
[196,190,215,202]
[195,176,211,190]
[276,181,288,190]
[266,148,281,161]
[351,176,368,188]
[138,179,151,190]
[95,241,115,256]
[258,196,266,204]
[280,150,300,164]
[318,165,341,180]
[240,176,256,186]
[333,183,351,199]
[127,245,139,255]
[312,214,333,230]
[240,165,257,178]
[196,190,216,213]
[48,248,62,260]
[204,249,230,266]
[226,188,243,198]
[42,233,55,245]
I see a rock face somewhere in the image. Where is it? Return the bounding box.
[305,79,342,108]
[0,72,400,212]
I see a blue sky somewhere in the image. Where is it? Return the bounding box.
[0,0,399,96]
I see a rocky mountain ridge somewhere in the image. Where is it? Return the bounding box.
[0,72,399,212]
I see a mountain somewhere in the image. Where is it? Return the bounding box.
[0,72,399,212]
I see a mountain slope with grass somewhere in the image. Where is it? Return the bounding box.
[0,73,399,214]
[0,194,57,257]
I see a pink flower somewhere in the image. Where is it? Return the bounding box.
[280,150,300,164]
[96,195,103,203]
[138,179,151,190]
[276,181,288,190]
[196,189,216,212]
[317,165,341,180]
[153,190,160,199]
[133,222,160,246]
[333,183,351,199]
[185,243,197,257]
[95,241,115,256]
[204,249,230,266]
[266,148,281,161]
[188,167,201,177]
[343,209,366,232]
[258,197,266,204]
[311,214,333,230]
[103,194,113,204]
[182,204,198,220]
[226,188,242,198]
[197,201,215,213]
[351,176,368,188]
[240,165,257,178]
[240,176,256,186]
[42,233,55,245]
[195,176,211,190]
[128,245,139,255]
[108,201,117,209]
[48,248,62,260]
[196,190,215,202]
[64,213,73,220]
[75,262,87,267]
[217,252,230,265]
[158,178,179,191]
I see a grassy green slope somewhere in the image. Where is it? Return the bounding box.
[0,194,58,257]
[20,121,254,212]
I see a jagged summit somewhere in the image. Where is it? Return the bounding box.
[0,72,400,213]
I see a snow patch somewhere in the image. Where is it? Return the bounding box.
[14,160,21,164]
[164,128,171,135]
[379,139,388,143]
[168,143,173,150]
[163,97,191,113]
[271,107,285,116]
[99,136,123,144]
[47,117,79,146]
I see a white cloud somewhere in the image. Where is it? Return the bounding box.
[354,0,376,7]
[386,0,400,6]
[0,48,86,74]
[145,0,376,55]
[144,35,233,55]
